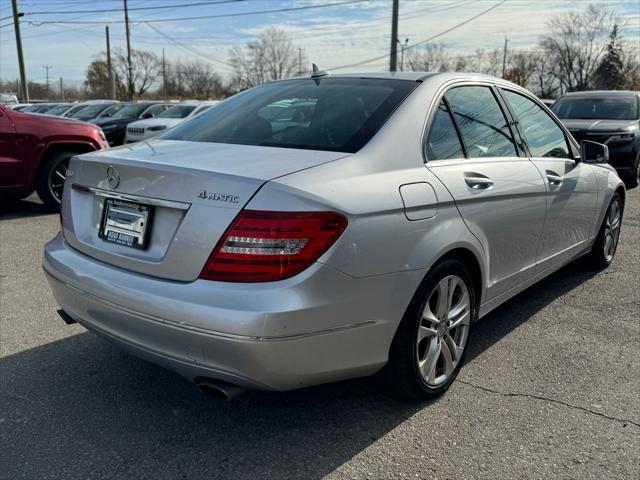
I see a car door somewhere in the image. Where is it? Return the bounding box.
[499,89,599,270]
[0,107,22,188]
[425,84,547,301]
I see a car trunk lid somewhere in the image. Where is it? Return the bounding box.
[62,140,349,281]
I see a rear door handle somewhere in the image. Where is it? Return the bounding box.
[464,172,493,190]
[546,170,563,186]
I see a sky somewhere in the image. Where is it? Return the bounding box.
[0,0,638,86]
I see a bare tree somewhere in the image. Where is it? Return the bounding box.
[405,43,451,72]
[540,4,618,92]
[230,28,305,90]
[504,51,538,88]
[529,50,560,98]
[110,48,161,98]
[181,61,225,99]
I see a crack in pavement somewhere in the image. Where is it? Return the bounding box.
[458,380,640,428]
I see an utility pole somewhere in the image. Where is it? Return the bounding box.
[106,26,116,99]
[162,48,166,99]
[298,47,302,75]
[59,77,64,101]
[123,0,134,101]
[398,38,409,72]
[389,0,399,72]
[11,0,29,102]
[43,65,52,100]
[501,36,509,78]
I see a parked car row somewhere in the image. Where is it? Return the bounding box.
[0,99,223,209]
[6,99,221,147]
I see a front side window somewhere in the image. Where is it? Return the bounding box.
[445,86,517,158]
[162,78,418,153]
[502,90,571,159]
[425,100,464,160]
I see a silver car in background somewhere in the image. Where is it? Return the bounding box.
[43,72,625,400]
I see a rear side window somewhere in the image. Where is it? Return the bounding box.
[445,86,517,158]
[162,78,418,153]
[502,90,571,159]
[426,100,464,160]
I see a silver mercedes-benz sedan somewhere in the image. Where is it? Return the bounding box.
[43,72,625,400]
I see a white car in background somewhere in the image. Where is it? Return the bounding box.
[125,101,220,143]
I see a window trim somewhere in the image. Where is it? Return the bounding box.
[424,97,467,161]
[422,81,526,164]
[497,87,579,161]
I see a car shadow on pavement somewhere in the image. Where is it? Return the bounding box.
[0,196,53,220]
[0,262,600,479]
[466,260,599,363]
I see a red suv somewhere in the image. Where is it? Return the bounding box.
[0,105,108,210]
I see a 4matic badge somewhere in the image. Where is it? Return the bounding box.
[198,190,240,204]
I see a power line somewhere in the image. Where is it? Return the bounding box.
[144,21,233,70]
[24,0,247,16]
[25,0,370,25]
[328,0,508,70]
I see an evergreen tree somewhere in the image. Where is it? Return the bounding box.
[593,25,626,89]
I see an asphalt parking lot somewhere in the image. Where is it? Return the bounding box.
[1,189,639,480]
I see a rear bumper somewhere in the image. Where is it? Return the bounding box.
[43,234,424,390]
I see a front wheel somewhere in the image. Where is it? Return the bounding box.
[587,193,623,269]
[385,259,476,400]
[35,151,76,211]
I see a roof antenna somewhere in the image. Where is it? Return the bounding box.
[311,63,330,82]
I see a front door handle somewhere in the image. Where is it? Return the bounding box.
[464,172,493,190]
[546,170,563,186]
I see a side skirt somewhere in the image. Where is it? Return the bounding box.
[478,243,593,319]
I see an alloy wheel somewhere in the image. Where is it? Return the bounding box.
[417,275,471,387]
[48,161,68,204]
[603,198,621,262]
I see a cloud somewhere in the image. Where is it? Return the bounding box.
[1,0,638,82]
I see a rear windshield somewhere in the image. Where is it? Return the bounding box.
[162,78,418,153]
[552,95,639,120]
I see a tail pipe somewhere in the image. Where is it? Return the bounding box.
[195,378,247,400]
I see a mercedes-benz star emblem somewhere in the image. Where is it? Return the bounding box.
[106,166,120,189]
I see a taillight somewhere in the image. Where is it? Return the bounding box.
[200,210,348,282]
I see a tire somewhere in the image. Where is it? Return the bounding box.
[587,192,623,269]
[384,259,477,400]
[35,150,76,211]
[624,156,639,189]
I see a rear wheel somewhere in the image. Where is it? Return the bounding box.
[385,259,476,400]
[624,155,639,189]
[35,151,76,211]
[587,193,623,269]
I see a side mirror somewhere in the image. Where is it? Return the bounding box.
[580,140,609,164]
